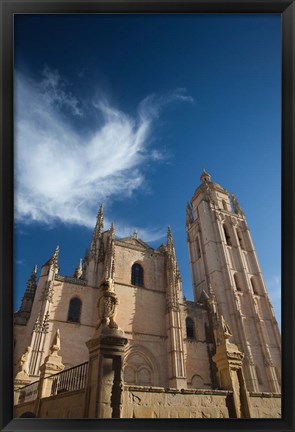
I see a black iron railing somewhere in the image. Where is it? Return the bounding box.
[18,380,39,404]
[49,362,88,395]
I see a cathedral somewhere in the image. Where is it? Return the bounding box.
[13,170,281,419]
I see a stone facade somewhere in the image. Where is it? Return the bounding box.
[14,171,281,418]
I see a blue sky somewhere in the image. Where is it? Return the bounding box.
[14,14,281,326]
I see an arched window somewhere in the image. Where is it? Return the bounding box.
[223,224,232,245]
[186,317,195,339]
[191,374,205,389]
[67,297,82,323]
[124,350,156,386]
[222,200,227,211]
[233,273,242,292]
[131,263,144,287]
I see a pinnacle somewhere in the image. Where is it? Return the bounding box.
[200,168,211,183]
[42,246,59,267]
[92,203,104,242]
[167,226,174,249]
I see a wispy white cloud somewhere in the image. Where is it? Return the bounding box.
[14,68,193,241]
[39,66,83,116]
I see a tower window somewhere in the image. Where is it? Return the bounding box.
[67,297,82,323]
[233,273,242,292]
[255,365,264,385]
[131,263,144,287]
[186,317,195,339]
[196,237,201,259]
[237,229,246,250]
[223,225,232,246]
[250,277,259,295]
[222,200,227,211]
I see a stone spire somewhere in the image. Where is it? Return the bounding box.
[90,204,104,259]
[43,245,59,270]
[166,226,180,282]
[165,225,186,388]
[93,204,104,241]
[27,265,37,294]
[73,259,83,279]
[15,266,38,325]
[167,226,174,255]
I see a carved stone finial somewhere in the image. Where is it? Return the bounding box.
[96,280,120,333]
[49,329,61,356]
[220,315,232,339]
[17,346,31,375]
[132,229,138,239]
[41,329,64,376]
[73,258,83,278]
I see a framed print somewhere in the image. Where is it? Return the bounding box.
[0,1,294,431]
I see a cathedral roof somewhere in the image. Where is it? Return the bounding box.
[116,236,154,251]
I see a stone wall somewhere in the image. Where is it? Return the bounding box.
[14,400,35,418]
[14,386,281,419]
[14,389,86,419]
[122,386,231,418]
[249,393,281,418]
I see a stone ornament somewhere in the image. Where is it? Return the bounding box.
[96,279,119,330]
[17,346,31,375]
[49,329,61,356]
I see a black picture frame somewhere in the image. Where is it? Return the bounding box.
[0,1,294,431]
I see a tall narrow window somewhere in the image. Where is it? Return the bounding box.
[131,263,144,287]
[255,365,264,385]
[250,277,259,295]
[222,200,227,211]
[223,224,232,245]
[67,297,82,323]
[237,229,246,250]
[275,366,281,386]
[233,273,242,292]
[196,237,201,259]
[186,317,195,339]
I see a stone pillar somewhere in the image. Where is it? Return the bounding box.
[85,328,128,419]
[34,330,64,415]
[213,316,251,418]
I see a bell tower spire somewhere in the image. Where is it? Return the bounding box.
[186,171,281,394]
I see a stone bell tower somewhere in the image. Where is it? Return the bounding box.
[186,170,281,394]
